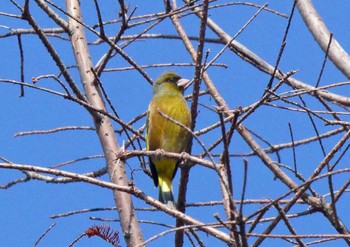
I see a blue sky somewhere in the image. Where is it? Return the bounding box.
[1,1,350,246]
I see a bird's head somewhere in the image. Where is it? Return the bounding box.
[153,71,191,95]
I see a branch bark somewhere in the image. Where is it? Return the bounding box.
[65,1,144,246]
[296,0,350,79]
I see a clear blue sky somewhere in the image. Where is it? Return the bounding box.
[1,1,350,246]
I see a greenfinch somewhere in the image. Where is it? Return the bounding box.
[146,71,192,207]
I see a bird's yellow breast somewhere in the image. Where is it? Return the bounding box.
[146,94,191,154]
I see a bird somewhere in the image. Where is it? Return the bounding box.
[146,71,192,208]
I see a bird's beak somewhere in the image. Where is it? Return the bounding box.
[177,78,192,89]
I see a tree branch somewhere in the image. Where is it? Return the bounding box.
[296,0,350,79]
[65,1,144,246]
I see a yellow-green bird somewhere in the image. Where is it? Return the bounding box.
[146,71,192,207]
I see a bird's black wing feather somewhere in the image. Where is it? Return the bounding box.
[149,158,159,187]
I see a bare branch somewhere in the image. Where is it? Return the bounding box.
[65,0,144,245]
[296,0,350,79]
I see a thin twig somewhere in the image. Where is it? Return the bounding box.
[33,223,57,247]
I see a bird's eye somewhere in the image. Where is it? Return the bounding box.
[170,76,180,83]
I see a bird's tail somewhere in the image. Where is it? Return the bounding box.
[158,178,176,208]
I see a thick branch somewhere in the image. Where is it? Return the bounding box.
[296,0,350,79]
[65,1,144,246]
